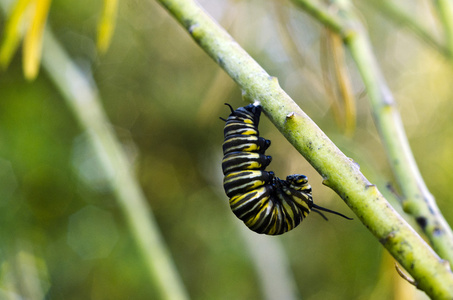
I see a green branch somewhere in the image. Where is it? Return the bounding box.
[435,0,453,57]
[291,0,453,267]
[156,0,453,298]
[368,0,450,58]
[40,27,189,300]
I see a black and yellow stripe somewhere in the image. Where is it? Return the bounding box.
[223,170,273,198]
[222,152,272,174]
[222,135,270,155]
[221,103,351,235]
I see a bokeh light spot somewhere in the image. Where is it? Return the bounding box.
[71,132,115,193]
[0,159,18,207]
[67,206,118,259]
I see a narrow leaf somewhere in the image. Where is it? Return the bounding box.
[97,0,118,53]
[23,0,51,80]
[0,0,33,69]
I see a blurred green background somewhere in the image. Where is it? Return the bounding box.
[1,0,452,299]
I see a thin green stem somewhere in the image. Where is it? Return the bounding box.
[156,0,453,298]
[291,0,453,266]
[41,28,189,300]
[347,23,453,265]
[435,0,453,57]
[368,0,450,58]
[283,0,346,36]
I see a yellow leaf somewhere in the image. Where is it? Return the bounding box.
[23,0,52,80]
[0,0,33,69]
[330,31,356,136]
[321,28,356,136]
[97,0,118,53]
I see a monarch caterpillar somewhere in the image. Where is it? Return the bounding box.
[221,103,351,235]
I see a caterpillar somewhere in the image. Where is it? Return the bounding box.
[221,103,351,235]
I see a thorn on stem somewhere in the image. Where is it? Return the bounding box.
[321,177,331,188]
[395,263,418,287]
[286,112,295,119]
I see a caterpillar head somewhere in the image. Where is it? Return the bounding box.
[233,104,262,125]
[286,174,312,193]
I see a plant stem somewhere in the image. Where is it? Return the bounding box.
[368,0,450,58]
[291,0,453,267]
[347,22,453,265]
[156,0,453,298]
[41,28,189,300]
[435,0,453,57]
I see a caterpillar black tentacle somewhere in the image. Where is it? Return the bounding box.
[311,204,353,221]
[221,103,351,235]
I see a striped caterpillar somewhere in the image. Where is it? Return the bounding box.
[221,103,351,235]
